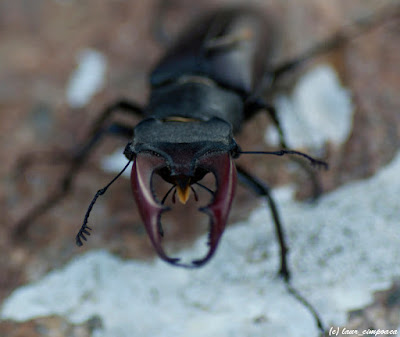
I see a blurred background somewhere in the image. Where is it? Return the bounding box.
[1,0,400,335]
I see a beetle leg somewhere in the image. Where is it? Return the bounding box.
[13,100,143,239]
[244,98,323,199]
[235,165,326,332]
[271,3,400,84]
[13,100,140,178]
[13,150,74,180]
[244,98,286,147]
[271,34,346,83]
[13,123,134,183]
[83,100,143,138]
[236,164,289,280]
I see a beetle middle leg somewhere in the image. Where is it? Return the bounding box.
[13,100,143,239]
[236,164,325,333]
[236,164,289,280]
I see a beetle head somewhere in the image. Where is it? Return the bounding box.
[126,117,238,267]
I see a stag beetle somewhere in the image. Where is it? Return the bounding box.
[73,7,327,272]
[13,7,330,276]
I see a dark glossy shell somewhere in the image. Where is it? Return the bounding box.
[150,7,275,96]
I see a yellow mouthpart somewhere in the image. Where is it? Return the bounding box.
[176,185,191,204]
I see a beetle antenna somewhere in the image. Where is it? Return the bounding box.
[239,150,328,170]
[76,159,132,247]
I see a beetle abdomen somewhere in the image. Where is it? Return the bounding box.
[150,8,275,96]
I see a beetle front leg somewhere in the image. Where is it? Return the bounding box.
[245,98,286,148]
[236,164,289,280]
[245,98,323,199]
[13,100,143,240]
